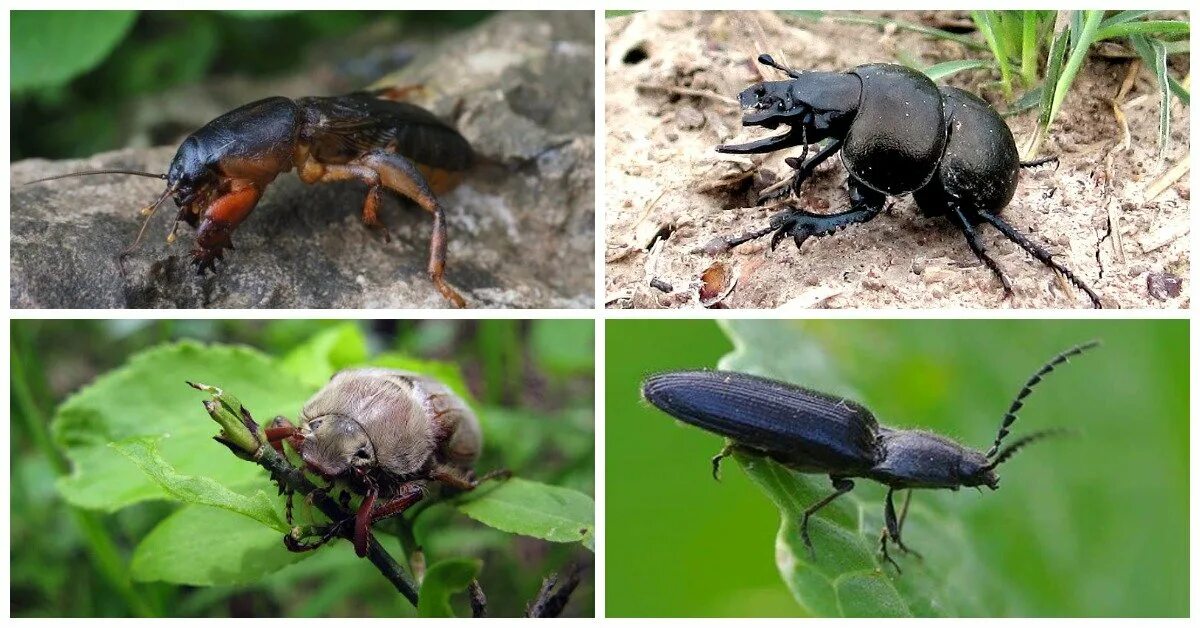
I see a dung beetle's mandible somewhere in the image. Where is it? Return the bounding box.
[642,342,1097,571]
[265,368,506,556]
[715,55,1101,308]
[28,88,473,307]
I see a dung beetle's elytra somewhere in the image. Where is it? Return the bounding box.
[715,54,1102,308]
[641,341,1098,572]
[28,88,473,307]
[264,368,507,556]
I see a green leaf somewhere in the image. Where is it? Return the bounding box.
[456,478,595,550]
[131,505,309,586]
[531,320,595,375]
[280,322,369,388]
[52,341,312,511]
[11,10,137,91]
[1129,34,1173,169]
[111,437,286,532]
[417,558,481,617]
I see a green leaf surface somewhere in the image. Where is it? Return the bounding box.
[111,437,286,532]
[52,341,312,511]
[131,505,309,586]
[531,320,595,375]
[456,478,595,550]
[11,10,137,91]
[417,558,482,617]
[280,322,369,388]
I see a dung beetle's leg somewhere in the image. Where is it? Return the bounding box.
[711,441,734,481]
[757,53,803,78]
[1020,155,1059,169]
[799,476,854,560]
[782,139,842,191]
[715,130,807,155]
[977,210,1103,308]
[949,205,1014,298]
[768,181,887,251]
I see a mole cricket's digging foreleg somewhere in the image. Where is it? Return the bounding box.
[192,182,264,274]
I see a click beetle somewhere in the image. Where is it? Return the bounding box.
[641,341,1098,571]
[715,55,1102,308]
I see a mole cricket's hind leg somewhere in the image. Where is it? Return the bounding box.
[298,151,467,308]
[358,150,466,308]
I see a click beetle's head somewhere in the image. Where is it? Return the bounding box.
[297,414,376,478]
[958,450,1000,490]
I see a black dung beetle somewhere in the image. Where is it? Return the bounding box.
[715,54,1101,308]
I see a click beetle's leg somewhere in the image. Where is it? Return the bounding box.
[767,181,887,251]
[949,205,1014,298]
[757,53,803,79]
[800,476,854,559]
[192,181,263,274]
[711,442,734,481]
[877,528,901,574]
[882,488,923,561]
[715,130,807,155]
[977,210,1102,308]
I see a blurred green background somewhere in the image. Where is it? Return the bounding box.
[606,319,1187,617]
[11,10,491,160]
[11,319,593,617]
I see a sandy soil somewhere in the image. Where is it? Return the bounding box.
[604,11,1189,309]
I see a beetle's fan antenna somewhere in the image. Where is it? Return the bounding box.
[986,341,1100,459]
[757,53,803,79]
[24,169,168,185]
[987,428,1075,469]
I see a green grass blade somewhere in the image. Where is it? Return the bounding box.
[1049,11,1104,127]
[829,15,987,51]
[973,11,1014,100]
[923,59,993,82]
[1130,34,1173,169]
[1167,76,1190,106]
[1094,20,1190,42]
[1099,10,1155,29]
[1021,12,1041,86]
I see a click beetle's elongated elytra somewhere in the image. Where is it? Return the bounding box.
[642,341,1098,572]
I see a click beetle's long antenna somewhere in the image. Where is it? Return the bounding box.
[24,169,168,185]
[987,428,1075,469]
[985,341,1100,459]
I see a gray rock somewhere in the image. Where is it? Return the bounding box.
[10,11,594,309]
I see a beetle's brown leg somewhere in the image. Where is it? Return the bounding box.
[430,465,511,491]
[368,482,425,525]
[265,418,299,455]
[359,151,466,308]
[354,484,379,558]
[361,185,394,243]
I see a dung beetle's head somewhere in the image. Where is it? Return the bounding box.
[298,414,376,478]
[736,80,807,129]
[958,449,1000,490]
